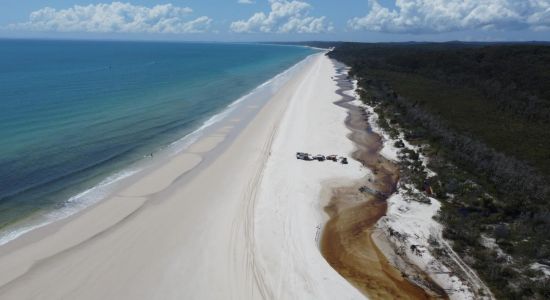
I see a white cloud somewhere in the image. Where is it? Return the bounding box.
[179,16,213,33]
[230,0,330,33]
[348,0,550,33]
[238,0,255,4]
[9,2,213,34]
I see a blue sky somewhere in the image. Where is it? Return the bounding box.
[0,0,549,42]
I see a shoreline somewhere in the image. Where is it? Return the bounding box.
[0,52,365,299]
[0,52,317,248]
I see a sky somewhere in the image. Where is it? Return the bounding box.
[0,0,549,42]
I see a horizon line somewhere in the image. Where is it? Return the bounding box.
[1,36,550,45]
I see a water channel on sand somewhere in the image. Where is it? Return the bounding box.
[320,61,447,300]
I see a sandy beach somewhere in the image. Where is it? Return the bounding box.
[0,53,368,299]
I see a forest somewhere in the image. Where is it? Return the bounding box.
[325,42,550,299]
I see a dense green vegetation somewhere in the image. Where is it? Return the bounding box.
[330,43,550,177]
[370,69,550,172]
[327,43,550,299]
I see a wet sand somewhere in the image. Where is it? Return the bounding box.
[320,64,446,299]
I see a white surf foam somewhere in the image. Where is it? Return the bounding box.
[0,169,139,246]
[0,53,318,247]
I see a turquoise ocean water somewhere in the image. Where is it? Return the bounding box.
[0,40,316,242]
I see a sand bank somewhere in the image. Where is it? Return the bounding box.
[0,53,365,299]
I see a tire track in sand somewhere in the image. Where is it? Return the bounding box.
[228,123,279,300]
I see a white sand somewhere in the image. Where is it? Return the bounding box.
[0,54,364,299]
[254,55,366,299]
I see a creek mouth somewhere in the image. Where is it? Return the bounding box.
[320,61,447,299]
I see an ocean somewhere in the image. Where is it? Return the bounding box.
[0,39,316,243]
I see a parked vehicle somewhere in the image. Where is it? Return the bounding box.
[296,152,348,164]
[326,155,338,161]
[296,152,308,159]
[297,152,315,161]
[313,154,325,161]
